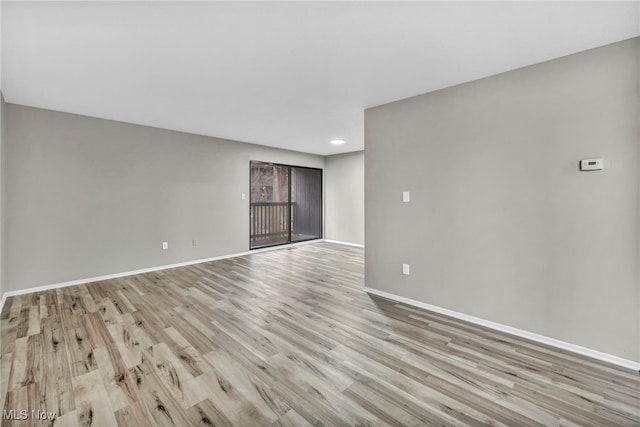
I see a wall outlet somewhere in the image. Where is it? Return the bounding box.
[162,242,169,250]
[241,192,246,200]
[403,191,410,203]
[402,264,410,275]
[192,239,198,246]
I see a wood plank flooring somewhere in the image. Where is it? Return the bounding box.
[1,242,639,426]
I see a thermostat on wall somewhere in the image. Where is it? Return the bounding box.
[580,158,604,171]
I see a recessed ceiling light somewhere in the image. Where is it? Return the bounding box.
[330,139,346,146]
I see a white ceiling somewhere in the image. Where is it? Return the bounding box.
[2,1,639,155]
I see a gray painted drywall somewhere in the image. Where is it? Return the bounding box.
[365,37,640,362]
[0,93,5,300]
[325,151,364,246]
[5,105,324,292]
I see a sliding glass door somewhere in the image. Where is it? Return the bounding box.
[250,161,322,249]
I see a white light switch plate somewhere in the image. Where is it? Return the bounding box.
[162,242,168,250]
[402,264,410,275]
[403,191,410,202]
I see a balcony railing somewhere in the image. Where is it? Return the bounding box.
[250,202,296,244]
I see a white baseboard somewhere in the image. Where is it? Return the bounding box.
[363,287,640,372]
[0,293,6,317]
[0,239,323,313]
[323,239,365,248]
[8,242,633,372]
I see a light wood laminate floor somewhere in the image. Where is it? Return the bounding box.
[1,242,639,426]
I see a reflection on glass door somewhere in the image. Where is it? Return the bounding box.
[250,161,322,249]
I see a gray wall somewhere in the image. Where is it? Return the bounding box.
[325,151,364,245]
[5,105,324,292]
[0,93,5,299]
[365,38,640,361]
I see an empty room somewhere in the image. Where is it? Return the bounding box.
[0,1,639,426]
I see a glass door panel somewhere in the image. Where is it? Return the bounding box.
[250,162,290,249]
[290,167,323,242]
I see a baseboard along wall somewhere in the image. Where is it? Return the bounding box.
[364,287,640,372]
[323,239,365,248]
[0,239,324,312]
[5,242,630,372]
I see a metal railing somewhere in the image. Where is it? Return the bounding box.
[250,202,295,242]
